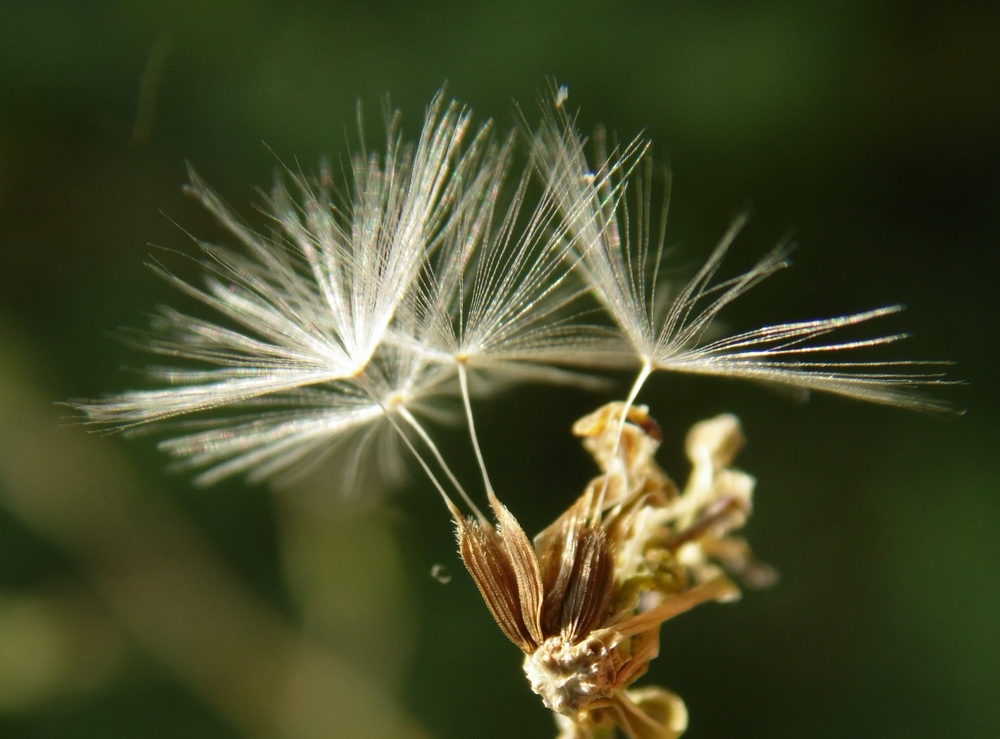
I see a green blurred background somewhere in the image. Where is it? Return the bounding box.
[0,1,997,737]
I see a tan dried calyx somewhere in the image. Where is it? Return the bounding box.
[450,401,775,739]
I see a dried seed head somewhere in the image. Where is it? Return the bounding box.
[453,401,768,738]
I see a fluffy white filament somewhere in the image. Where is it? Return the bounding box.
[73,87,954,494]
[532,100,954,414]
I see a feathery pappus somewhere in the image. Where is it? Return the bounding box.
[72,85,956,738]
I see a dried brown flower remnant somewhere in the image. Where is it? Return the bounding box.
[451,402,774,739]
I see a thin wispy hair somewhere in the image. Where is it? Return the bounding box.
[532,95,955,413]
[154,346,458,487]
[73,86,955,491]
[403,130,589,370]
[73,92,600,486]
[74,93,486,482]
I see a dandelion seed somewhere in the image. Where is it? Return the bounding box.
[412,130,591,375]
[532,91,956,415]
[73,92,499,486]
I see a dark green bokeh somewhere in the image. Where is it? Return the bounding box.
[1,1,997,737]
